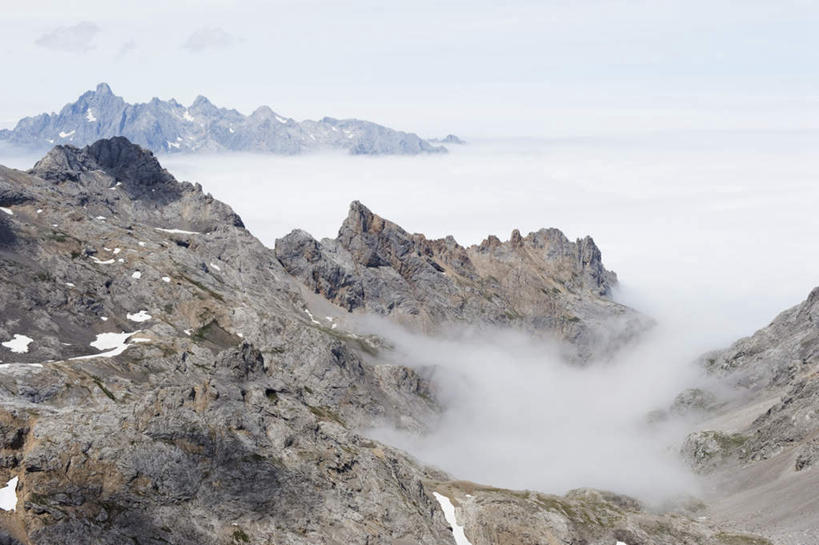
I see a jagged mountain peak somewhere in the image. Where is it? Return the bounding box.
[340,200,397,238]
[95,82,113,95]
[340,200,614,294]
[192,95,212,107]
[23,138,244,231]
[30,137,174,188]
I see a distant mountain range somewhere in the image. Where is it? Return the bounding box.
[0,83,455,156]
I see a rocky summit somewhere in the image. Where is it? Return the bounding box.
[0,138,772,545]
[275,201,651,362]
[0,84,446,156]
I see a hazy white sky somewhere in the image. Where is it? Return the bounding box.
[2,0,819,137]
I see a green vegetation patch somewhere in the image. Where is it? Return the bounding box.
[307,404,346,426]
[232,528,250,543]
[91,376,117,402]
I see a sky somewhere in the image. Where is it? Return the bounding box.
[2,0,819,137]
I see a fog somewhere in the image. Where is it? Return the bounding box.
[365,319,707,503]
[2,131,817,501]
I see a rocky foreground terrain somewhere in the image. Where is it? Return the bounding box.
[0,84,445,156]
[0,138,777,544]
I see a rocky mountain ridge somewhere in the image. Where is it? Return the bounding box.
[0,138,771,544]
[0,84,446,156]
[275,200,648,362]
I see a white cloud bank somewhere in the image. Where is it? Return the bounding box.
[366,319,704,504]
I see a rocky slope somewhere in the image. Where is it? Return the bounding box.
[275,202,649,362]
[0,138,768,544]
[0,84,446,156]
[676,288,819,544]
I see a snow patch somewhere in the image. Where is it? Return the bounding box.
[162,276,171,283]
[0,476,18,511]
[89,256,115,265]
[275,115,288,124]
[86,109,97,122]
[127,310,152,323]
[1,335,33,354]
[183,110,195,122]
[0,207,12,215]
[210,262,221,271]
[100,317,108,321]
[155,227,201,235]
[303,308,320,325]
[167,141,181,149]
[0,363,43,372]
[138,241,146,247]
[229,127,235,133]
[71,331,138,360]
[113,248,121,255]
[433,492,473,545]
[65,282,75,288]
[90,332,131,351]
[131,271,142,279]
[59,130,75,138]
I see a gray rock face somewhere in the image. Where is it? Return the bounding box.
[676,287,819,543]
[684,287,819,469]
[276,200,650,362]
[0,83,447,156]
[0,138,767,545]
